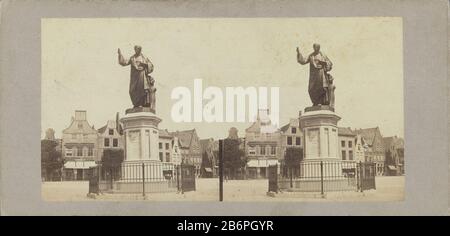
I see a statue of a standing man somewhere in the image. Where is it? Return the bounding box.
[296,43,335,108]
[118,45,156,113]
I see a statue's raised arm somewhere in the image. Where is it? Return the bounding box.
[296,47,309,65]
[118,48,130,66]
[117,45,157,113]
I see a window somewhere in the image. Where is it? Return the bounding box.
[348,141,353,148]
[341,141,345,147]
[77,147,83,156]
[287,137,293,145]
[104,138,110,147]
[165,143,169,150]
[349,150,354,160]
[159,152,163,161]
[65,149,73,157]
[159,143,163,149]
[296,137,301,145]
[88,147,93,156]
[291,127,297,134]
[109,129,114,135]
[78,123,83,129]
[270,146,276,155]
[166,153,170,162]
[341,150,346,160]
[260,145,266,155]
[113,138,118,147]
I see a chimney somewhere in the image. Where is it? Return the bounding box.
[74,110,87,120]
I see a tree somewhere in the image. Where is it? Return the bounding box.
[284,147,303,187]
[101,149,124,169]
[223,138,245,179]
[101,149,124,180]
[41,139,63,181]
[200,151,212,178]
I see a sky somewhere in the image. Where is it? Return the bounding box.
[41,17,403,140]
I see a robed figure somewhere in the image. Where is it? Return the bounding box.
[296,43,335,108]
[118,45,156,112]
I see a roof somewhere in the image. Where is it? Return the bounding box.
[245,120,261,133]
[354,127,380,146]
[280,123,290,132]
[159,129,173,138]
[97,119,123,135]
[383,136,404,150]
[338,127,355,136]
[62,119,97,134]
[245,117,279,134]
[199,138,213,148]
[382,137,395,149]
[97,125,107,134]
[199,138,214,154]
[170,129,197,148]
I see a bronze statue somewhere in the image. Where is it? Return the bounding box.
[296,43,335,108]
[118,45,156,113]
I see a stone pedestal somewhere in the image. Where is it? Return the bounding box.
[120,110,163,180]
[120,111,162,161]
[299,105,342,177]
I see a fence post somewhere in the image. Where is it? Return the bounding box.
[320,161,324,195]
[110,167,114,190]
[176,165,180,193]
[359,161,363,192]
[290,166,293,188]
[142,163,145,197]
[219,139,224,202]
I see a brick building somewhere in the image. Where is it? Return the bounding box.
[61,110,99,180]
[244,110,282,178]
[171,129,202,176]
[383,136,405,175]
[97,114,124,161]
[355,127,385,176]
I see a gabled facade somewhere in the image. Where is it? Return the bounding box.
[61,110,99,180]
[355,127,385,176]
[280,118,303,162]
[171,129,202,176]
[97,118,124,161]
[244,110,282,178]
[158,129,173,163]
[383,136,405,176]
[338,127,356,161]
[199,138,215,177]
[171,136,182,165]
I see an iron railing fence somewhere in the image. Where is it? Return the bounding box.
[91,161,180,195]
[269,160,376,194]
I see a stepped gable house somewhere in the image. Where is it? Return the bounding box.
[61,110,99,180]
[171,129,202,176]
[355,127,385,176]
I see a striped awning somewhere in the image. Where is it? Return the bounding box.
[64,160,97,169]
[388,165,397,170]
[247,159,279,168]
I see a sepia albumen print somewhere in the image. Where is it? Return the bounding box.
[41,18,404,202]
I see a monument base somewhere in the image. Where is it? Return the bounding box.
[304,105,335,113]
[120,110,162,162]
[120,160,175,181]
[125,106,155,114]
[300,105,341,160]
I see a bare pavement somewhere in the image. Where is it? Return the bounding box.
[42,176,404,202]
